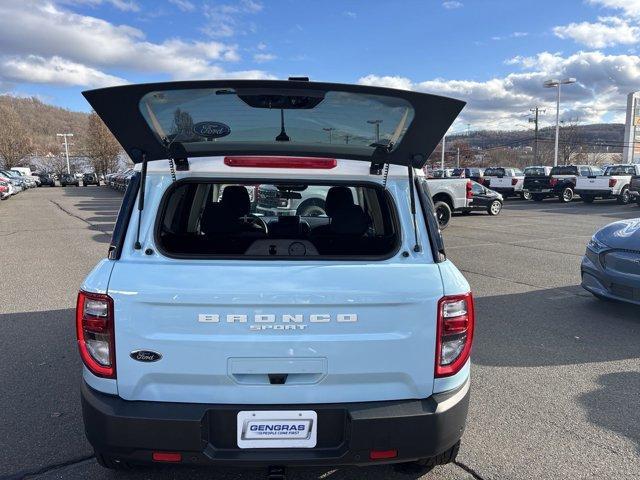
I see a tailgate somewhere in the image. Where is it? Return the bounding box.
[524,176,551,190]
[109,260,443,404]
[490,177,512,188]
[576,176,610,190]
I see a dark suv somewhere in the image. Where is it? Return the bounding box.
[83,173,100,186]
[60,173,79,187]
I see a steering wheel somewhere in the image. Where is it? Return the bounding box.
[241,214,269,234]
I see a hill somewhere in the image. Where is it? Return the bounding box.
[0,95,89,156]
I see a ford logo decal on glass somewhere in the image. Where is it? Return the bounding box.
[192,121,231,139]
[130,350,162,362]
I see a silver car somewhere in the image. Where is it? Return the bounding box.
[581,218,640,305]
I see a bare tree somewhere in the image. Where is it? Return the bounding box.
[559,120,582,165]
[0,104,34,168]
[86,111,121,175]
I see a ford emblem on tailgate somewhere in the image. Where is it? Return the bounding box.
[192,121,231,139]
[130,350,162,362]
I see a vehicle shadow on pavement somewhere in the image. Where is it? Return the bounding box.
[473,286,640,368]
[579,371,640,454]
[62,186,123,244]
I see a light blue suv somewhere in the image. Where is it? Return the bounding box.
[77,80,474,473]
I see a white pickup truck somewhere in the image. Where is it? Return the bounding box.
[485,167,526,199]
[425,177,473,228]
[575,164,640,204]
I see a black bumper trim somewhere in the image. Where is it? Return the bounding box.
[81,379,469,467]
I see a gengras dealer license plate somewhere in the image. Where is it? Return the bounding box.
[237,410,317,449]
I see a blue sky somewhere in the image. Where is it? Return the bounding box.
[1,0,639,130]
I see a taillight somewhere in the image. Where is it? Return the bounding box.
[511,178,518,186]
[76,291,115,378]
[609,178,617,188]
[224,156,337,169]
[436,293,474,378]
[466,180,473,199]
[550,178,558,187]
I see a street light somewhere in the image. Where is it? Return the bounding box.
[56,133,74,174]
[544,77,576,166]
[367,119,382,142]
[323,127,335,144]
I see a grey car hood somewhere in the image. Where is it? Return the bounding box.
[596,218,640,250]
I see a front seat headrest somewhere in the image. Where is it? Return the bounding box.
[221,186,250,217]
[330,205,369,236]
[325,186,354,216]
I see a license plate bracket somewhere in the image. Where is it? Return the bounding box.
[237,410,317,449]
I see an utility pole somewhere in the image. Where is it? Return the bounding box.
[57,133,74,174]
[322,127,334,144]
[529,107,545,165]
[457,147,460,168]
[367,119,382,143]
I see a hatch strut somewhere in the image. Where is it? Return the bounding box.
[132,150,148,250]
[408,165,422,253]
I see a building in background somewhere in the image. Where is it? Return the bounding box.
[623,91,640,164]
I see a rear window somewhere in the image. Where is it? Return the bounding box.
[156,181,399,259]
[524,167,547,176]
[606,165,636,175]
[550,166,577,175]
[484,168,505,177]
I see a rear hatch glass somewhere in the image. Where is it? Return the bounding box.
[551,166,577,175]
[157,180,398,258]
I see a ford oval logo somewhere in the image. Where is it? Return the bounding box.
[192,121,231,139]
[130,350,162,362]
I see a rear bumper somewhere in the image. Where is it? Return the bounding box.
[492,187,517,195]
[575,189,612,197]
[81,378,470,467]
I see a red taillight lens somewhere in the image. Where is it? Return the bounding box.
[370,449,398,460]
[224,156,337,169]
[435,293,474,378]
[76,291,115,378]
[511,178,518,186]
[550,178,558,187]
[609,178,617,188]
[466,180,473,199]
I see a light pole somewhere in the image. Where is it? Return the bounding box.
[441,134,446,171]
[323,127,335,144]
[57,133,74,174]
[544,78,576,166]
[367,119,382,142]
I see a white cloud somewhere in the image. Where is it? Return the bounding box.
[343,11,357,18]
[554,16,640,48]
[492,32,529,41]
[0,1,275,86]
[442,1,463,9]
[168,0,195,12]
[1,55,127,87]
[60,0,140,11]
[202,0,263,37]
[359,51,639,129]
[253,53,276,63]
[587,0,640,17]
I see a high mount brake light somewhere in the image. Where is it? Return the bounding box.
[435,293,474,378]
[76,291,115,378]
[224,156,337,169]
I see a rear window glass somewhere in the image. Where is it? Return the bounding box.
[524,167,547,176]
[484,168,505,177]
[156,181,399,258]
[551,166,577,175]
[606,165,636,175]
[139,88,414,155]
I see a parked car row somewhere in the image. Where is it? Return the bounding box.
[0,169,38,199]
[105,169,135,191]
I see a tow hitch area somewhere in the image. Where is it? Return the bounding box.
[267,465,286,480]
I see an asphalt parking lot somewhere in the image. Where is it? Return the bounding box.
[1,187,639,480]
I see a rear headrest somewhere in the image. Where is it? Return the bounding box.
[325,186,354,216]
[330,205,369,236]
[221,186,250,217]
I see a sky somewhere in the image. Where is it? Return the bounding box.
[0,0,639,132]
